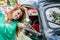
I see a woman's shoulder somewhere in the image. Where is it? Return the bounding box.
[0,11,5,22]
[12,20,20,25]
[0,11,3,15]
[0,11,5,16]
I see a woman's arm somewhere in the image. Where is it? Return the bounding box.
[16,23,26,36]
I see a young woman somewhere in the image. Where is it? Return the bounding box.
[0,7,26,40]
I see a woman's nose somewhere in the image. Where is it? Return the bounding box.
[17,15,20,18]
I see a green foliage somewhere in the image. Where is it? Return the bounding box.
[7,0,16,5]
[50,11,60,23]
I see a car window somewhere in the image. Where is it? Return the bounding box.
[45,7,60,28]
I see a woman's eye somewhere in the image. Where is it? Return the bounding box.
[18,13,20,14]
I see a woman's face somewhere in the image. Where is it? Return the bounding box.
[12,9,22,20]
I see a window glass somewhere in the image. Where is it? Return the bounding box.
[45,7,60,28]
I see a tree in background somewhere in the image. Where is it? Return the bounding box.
[7,0,16,6]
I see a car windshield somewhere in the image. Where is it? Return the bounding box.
[45,7,60,28]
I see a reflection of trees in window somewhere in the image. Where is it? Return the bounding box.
[46,7,60,25]
[50,11,60,24]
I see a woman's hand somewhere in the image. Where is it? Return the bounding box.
[18,23,26,28]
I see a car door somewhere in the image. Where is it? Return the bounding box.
[38,2,60,40]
